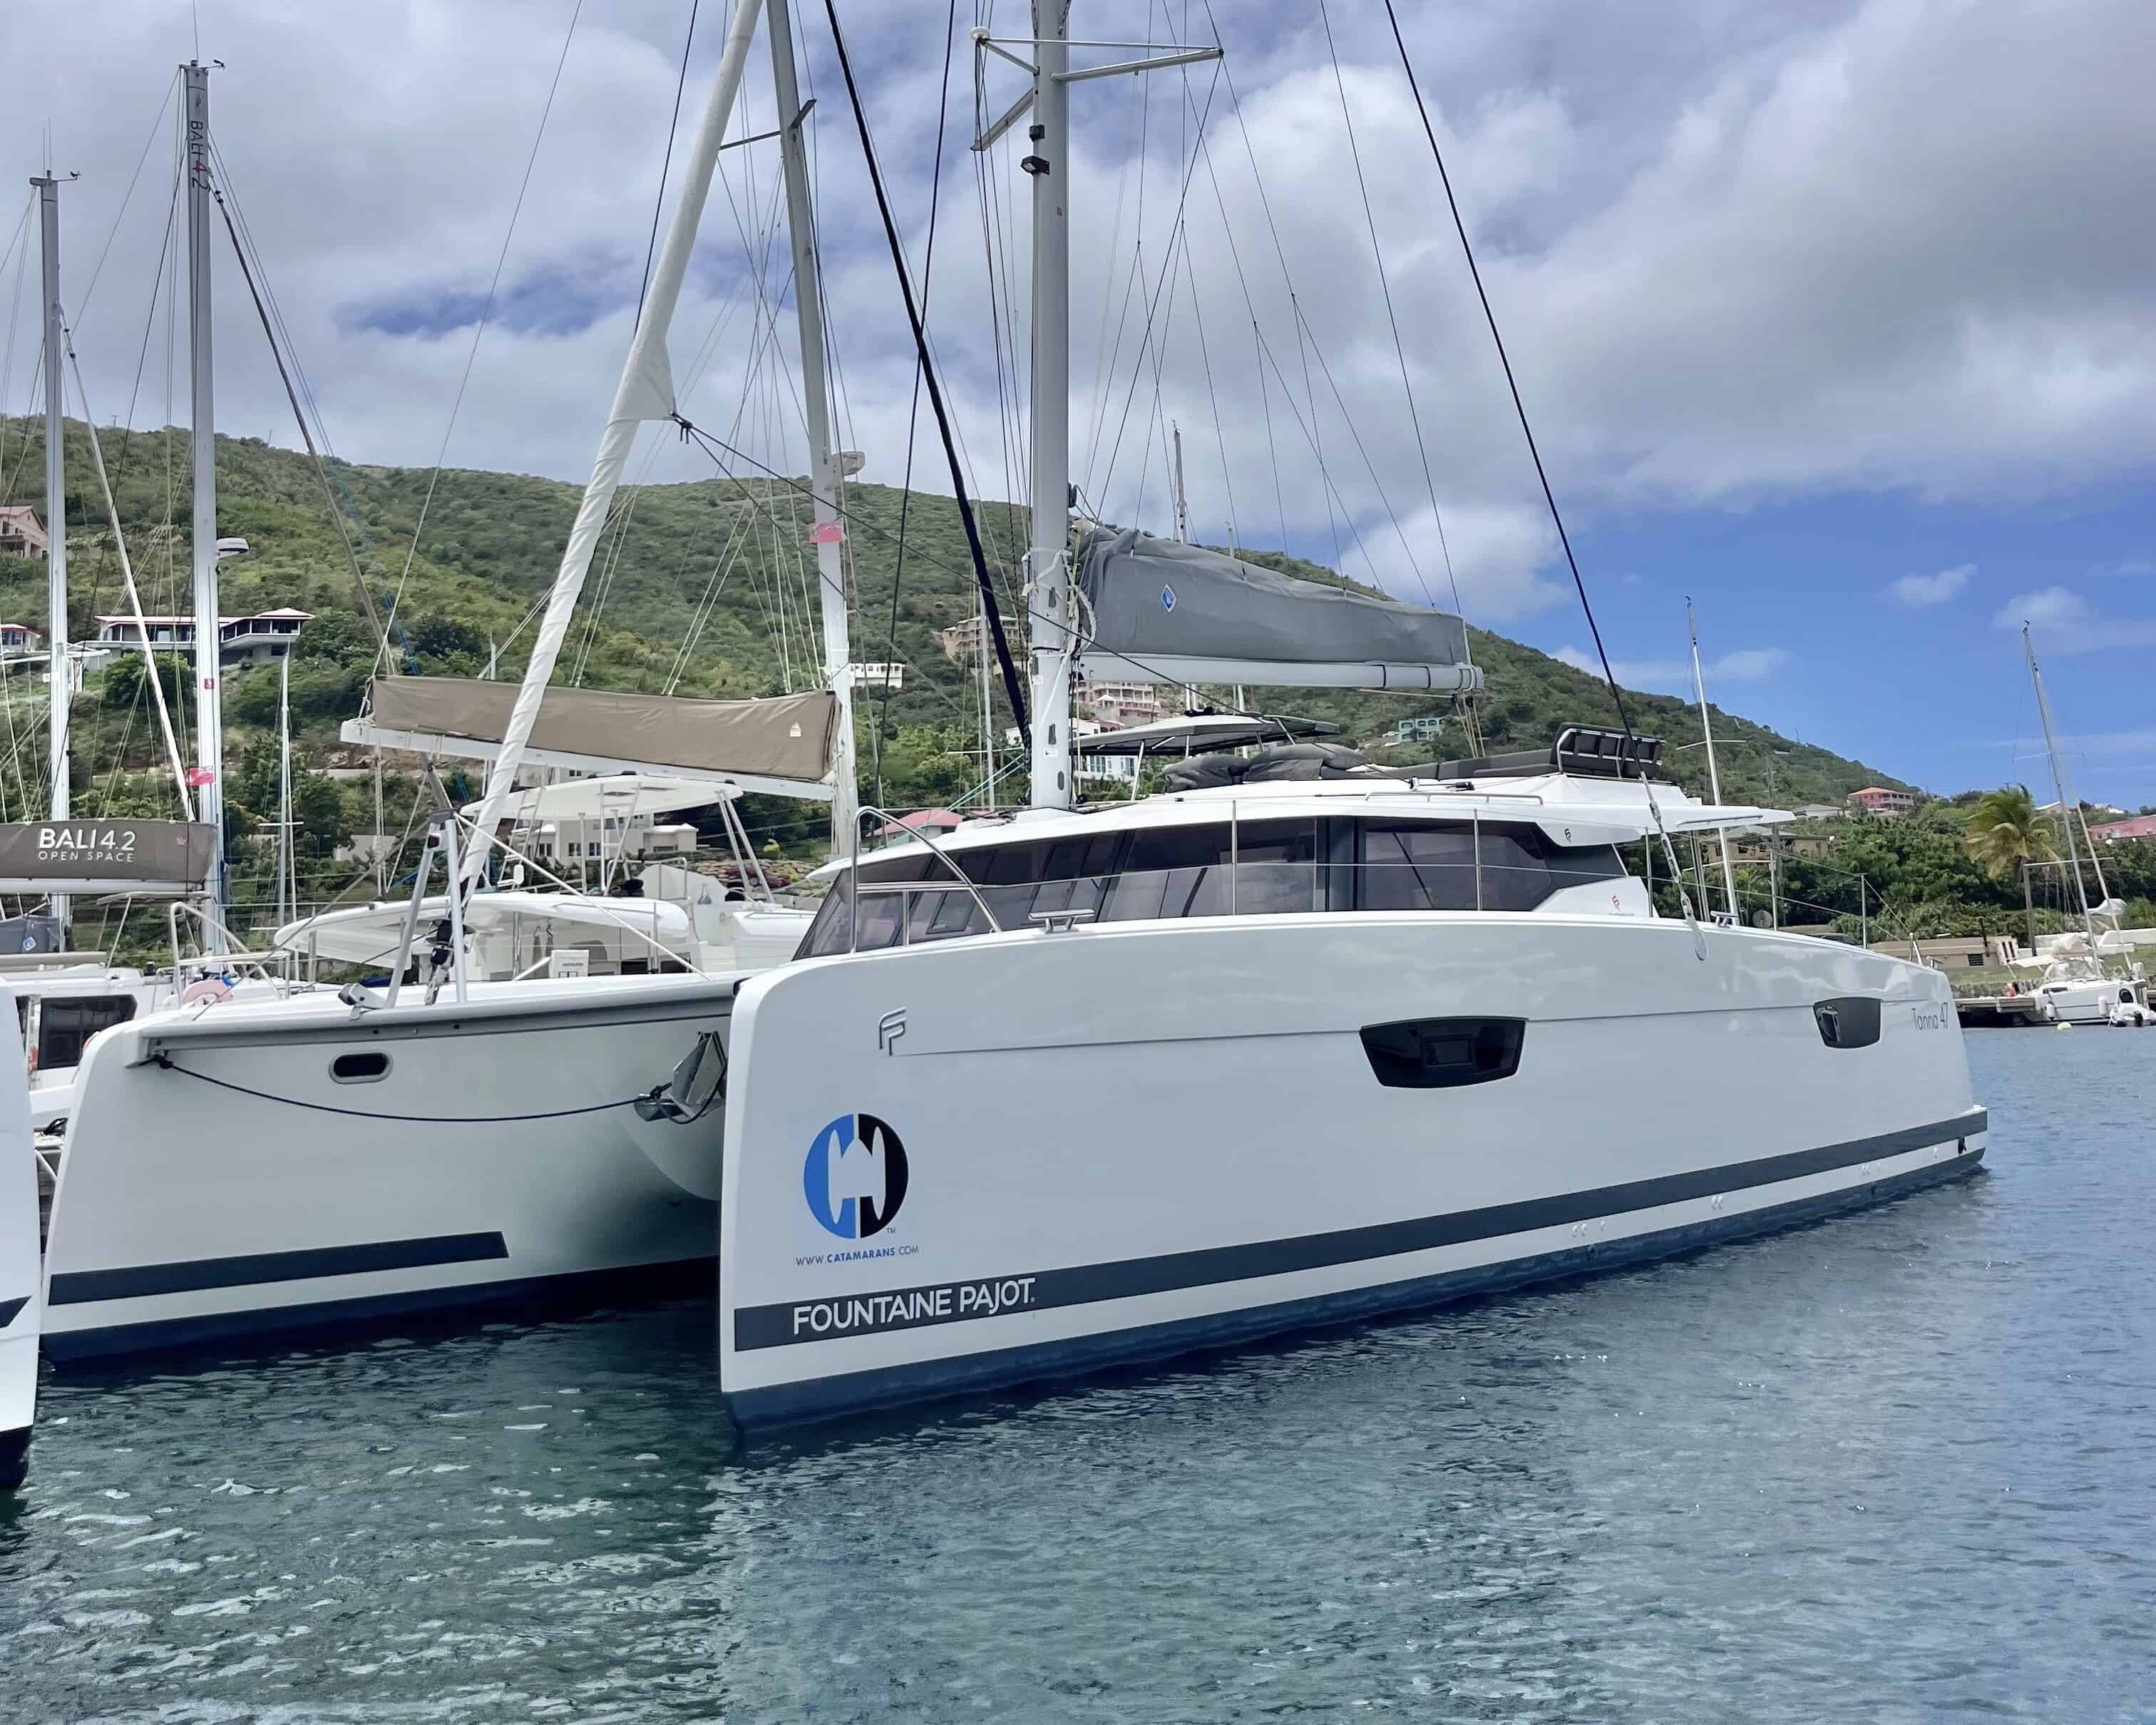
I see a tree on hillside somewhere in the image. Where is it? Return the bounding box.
[1965,784,2058,948]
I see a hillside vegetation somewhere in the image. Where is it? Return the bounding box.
[0,411,1906,816]
[18,412,2147,955]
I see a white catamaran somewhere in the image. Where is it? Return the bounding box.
[706,3,1988,1429]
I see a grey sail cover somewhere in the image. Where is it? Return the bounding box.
[1075,528,1472,674]
[369,677,835,784]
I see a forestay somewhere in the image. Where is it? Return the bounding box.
[1074,529,1483,692]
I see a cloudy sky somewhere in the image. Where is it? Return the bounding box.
[4,0,2152,804]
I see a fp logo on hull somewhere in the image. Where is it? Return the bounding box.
[804,1113,910,1240]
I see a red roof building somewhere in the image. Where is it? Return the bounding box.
[872,808,968,841]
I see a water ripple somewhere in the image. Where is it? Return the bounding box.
[2,1035,2153,1719]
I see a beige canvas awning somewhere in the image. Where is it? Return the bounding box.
[366,677,836,785]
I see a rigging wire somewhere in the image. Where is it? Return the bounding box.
[873,0,958,810]
[1090,59,1223,523]
[102,158,183,503]
[1377,0,1623,731]
[379,0,585,678]
[0,193,34,503]
[637,0,700,319]
[674,419,1264,727]
[75,68,180,324]
[1382,0,1695,921]
[205,175,391,657]
[818,0,1029,748]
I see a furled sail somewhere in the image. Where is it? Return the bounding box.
[359,677,835,788]
[1073,528,1482,692]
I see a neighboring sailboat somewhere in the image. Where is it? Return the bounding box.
[2022,624,2140,1025]
[40,11,843,1358]
[707,2,1986,1429]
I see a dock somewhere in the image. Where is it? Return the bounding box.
[1954,992,2051,1028]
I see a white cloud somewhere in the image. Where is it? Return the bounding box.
[1996,585,2156,653]
[1349,501,1562,622]
[1553,643,1785,692]
[1890,563,1973,607]
[5,0,2155,635]
[1711,647,1789,682]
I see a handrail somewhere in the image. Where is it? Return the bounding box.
[1363,784,1547,807]
[848,804,1005,951]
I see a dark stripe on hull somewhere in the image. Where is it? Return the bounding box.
[48,1231,512,1306]
[0,1295,26,1332]
[724,1140,1985,1430]
[734,1111,1988,1352]
[0,1424,29,1490]
[41,1254,716,1364]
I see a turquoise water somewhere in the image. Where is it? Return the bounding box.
[2,1030,2152,1721]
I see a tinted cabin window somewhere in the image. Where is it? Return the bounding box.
[1477,828,1552,911]
[1355,821,1625,912]
[1231,821,1319,914]
[791,814,1631,958]
[1544,843,1626,896]
[38,996,137,1070]
[1360,824,1477,911]
[796,853,935,958]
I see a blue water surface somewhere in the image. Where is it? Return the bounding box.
[1,1030,2152,1721]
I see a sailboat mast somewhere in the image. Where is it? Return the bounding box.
[978,590,996,812]
[1687,598,1737,919]
[34,172,68,936]
[2024,623,2095,942]
[460,0,766,886]
[277,647,292,928]
[184,61,227,948]
[1027,0,1076,810]
[767,0,857,856]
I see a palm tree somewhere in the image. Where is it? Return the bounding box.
[1965,784,2058,951]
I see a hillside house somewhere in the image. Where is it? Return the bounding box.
[1079,679,1161,729]
[94,607,311,667]
[1848,786,1919,819]
[0,507,48,561]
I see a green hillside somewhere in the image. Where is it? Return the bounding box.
[0,412,1906,828]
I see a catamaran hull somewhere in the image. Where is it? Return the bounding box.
[717,916,1986,1429]
[40,979,737,1361]
[1,983,38,1486]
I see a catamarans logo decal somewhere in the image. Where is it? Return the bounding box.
[803,1113,910,1240]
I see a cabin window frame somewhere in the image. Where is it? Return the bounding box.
[794,809,1635,960]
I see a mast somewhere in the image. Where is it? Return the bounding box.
[2025,623,2096,943]
[1027,0,1077,809]
[1686,598,1737,918]
[767,0,857,856]
[34,172,67,935]
[978,593,997,811]
[460,0,767,886]
[277,647,293,928]
[184,61,227,947]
